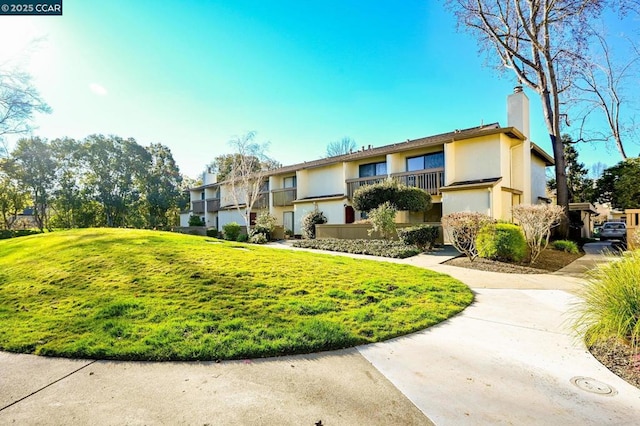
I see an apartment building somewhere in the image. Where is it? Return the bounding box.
[182,88,553,236]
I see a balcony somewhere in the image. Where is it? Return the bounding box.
[254,191,269,210]
[192,200,205,214]
[346,175,387,198]
[391,168,444,195]
[272,187,297,207]
[206,198,221,212]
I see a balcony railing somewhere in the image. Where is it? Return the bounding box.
[272,187,297,207]
[391,168,444,195]
[254,191,269,210]
[192,200,205,214]
[346,175,387,199]
[206,198,221,212]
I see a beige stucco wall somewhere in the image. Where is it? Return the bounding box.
[296,164,345,199]
[293,199,346,235]
[218,209,246,230]
[511,144,524,192]
[442,188,491,217]
[531,155,548,203]
[446,136,502,184]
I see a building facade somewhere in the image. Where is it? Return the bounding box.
[182,89,554,236]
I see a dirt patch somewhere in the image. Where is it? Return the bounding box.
[590,339,640,389]
[443,248,583,274]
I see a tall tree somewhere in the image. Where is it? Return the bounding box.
[0,158,28,229]
[225,132,278,228]
[143,143,183,229]
[0,66,51,152]
[594,157,640,209]
[11,137,56,230]
[571,31,639,159]
[447,0,606,231]
[81,135,150,227]
[326,137,357,157]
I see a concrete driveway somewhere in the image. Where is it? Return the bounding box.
[1,242,639,425]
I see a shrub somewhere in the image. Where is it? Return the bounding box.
[292,238,420,258]
[252,212,277,240]
[249,233,268,244]
[0,229,42,239]
[476,223,527,262]
[352,179,432,212]
[367,201,397,239]
[398,225,439,251]
[301,209,327,239]
[222,222,242,241]
[573,250,640,353]
[441,212,494,261]
[512,204,564,263]
[236,233,249,243]
[188,215,204,226]
[551,239,579,254]
[206,229,218,238]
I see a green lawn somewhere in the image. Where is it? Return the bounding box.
[0,228,473,361]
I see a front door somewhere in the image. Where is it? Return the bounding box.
[283,211,294,234]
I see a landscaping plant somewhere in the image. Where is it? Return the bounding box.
[398,224,439,251]
[476,223,527,262]
[551,239,579,254]
[352,179,431,212]
[573,250,640,354]
[251,211,277,241]
[292,238,420,258]
[301,208,327,239]
[512,204,564,263]
[222,222,242,241]
[441,212,494,261]
[188,215,204,226]
[367,201,397,239]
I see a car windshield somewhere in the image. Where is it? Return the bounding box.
[604,223,625,229]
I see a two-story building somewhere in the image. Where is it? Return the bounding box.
[182,88,554,236]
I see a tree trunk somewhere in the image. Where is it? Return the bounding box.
[550,133,569,237]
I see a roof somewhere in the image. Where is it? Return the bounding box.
[531,142,555,166]
[440,177,502,192]
[267,123,524,176]
[569,202,598,215]
[196,122,553,188]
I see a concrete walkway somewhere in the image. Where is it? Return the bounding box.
[1,243,639,424]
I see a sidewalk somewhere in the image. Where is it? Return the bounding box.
[1,242,639,425]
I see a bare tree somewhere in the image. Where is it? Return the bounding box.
[226,132,277,229]
[447,0,605,231]
[570,31,639,159]
[326,137,356,157]
[0,66,51,151]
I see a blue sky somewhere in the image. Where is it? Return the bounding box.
[0,0,635,178]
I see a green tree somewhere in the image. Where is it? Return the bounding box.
[143,143,183,229]
[594,158,640,209]
[0,158,28,229]
[0,66,51,153]
[81,135,150,227]
[11,137,56,230]
[547,135,594,203]
[352,179,432,212]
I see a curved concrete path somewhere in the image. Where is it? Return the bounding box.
[1,243,639,424]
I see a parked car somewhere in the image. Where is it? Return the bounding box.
[599,222,627,242]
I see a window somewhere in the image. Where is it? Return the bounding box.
[406,152,444,171]
[284,176,296,188]
[200,191,205,200]
[359,162,387,177]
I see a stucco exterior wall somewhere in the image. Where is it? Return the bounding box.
[298,164,345,199]
[531,155,548,203]
[218,209,246,230]
[442,189,491,217]
[447,136,501,184]
[511,143,524,192]
[293,199,346,235]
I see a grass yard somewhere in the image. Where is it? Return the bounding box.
[0,228,472,361]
